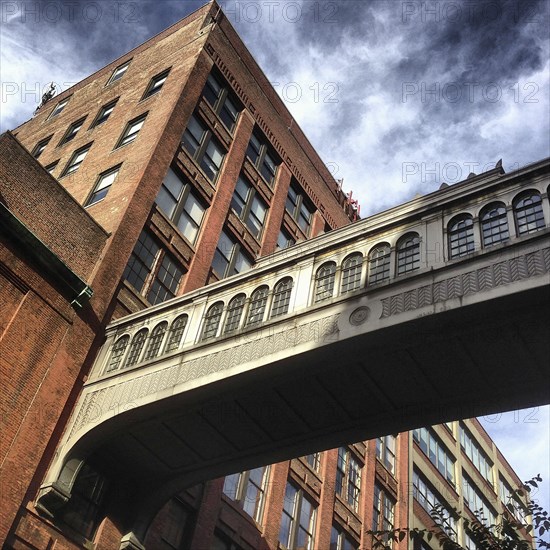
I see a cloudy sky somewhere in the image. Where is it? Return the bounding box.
[1,0,549,523]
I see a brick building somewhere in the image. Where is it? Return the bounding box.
[0,1,535,549]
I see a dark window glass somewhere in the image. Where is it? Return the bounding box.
[314,262,336,302]
[165,315,188,352]
[124,329,148,368]
[368,244,391,284]
[223,294,246,334]
[396,233,420,274]
[270,278,293,318]
[144,322,168,360]
[32,135,52,158]
[86,166,119,206]
[61,144,91,176]
[108,61,130,84]
[60,117,86,145]
[92,99,118,127]
[202,73,240,132]
[277,228,296,250]
[246,286,269,326]
[201,302,224,340]
[230,176,268,238]
[513,192,545,235]
[286,182,314,235]
[279,481,317,550]
[448,215,475,258]
[107,335,130,372]
[143,69,170,98]
[222,466,270,522]
[480,202,509,247]
[211,229,252,279]
[341,254,362,293]
[246,131,279,185]
[116,114,147,147]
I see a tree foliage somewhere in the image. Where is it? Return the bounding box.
[368,476,549,550]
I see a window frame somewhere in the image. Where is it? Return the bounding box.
[277,227,296,250]
[372,483,396,548]
[201,301,224,341]
[246,131,279,185]
[396,232,421,275]
[202,72,241,132]
[376,435,396,474]
[279,481,317,550]
[211,229,252,280]
[368,243,391,285]
[314,262,337,303]
[107,60,131,84]
[90,98,118,128]
[222,466,270,523]
[413,427,456,486]
[230,175,269,239]
[124,328,149,368]
[480,202,509,247]
[513,190,545,236]
[144,321,168,361]
[340,253,363,294]
[115,113,148,148]
[60,143,92,177]
[335,447,362,512]
[142,68,170,99]
[181,113,226,183]
[245,285,269,327]
[58,116,86,146]
[285,182,315,235]
[48,96,70,119]
[165,315,188,353]
[223,294,246,334]
[85,165,120,206]
[269,277,293,319]
[448,214,475,259]
[32,135,52,158]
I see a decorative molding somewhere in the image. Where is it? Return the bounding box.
[381,246,550,318]
[69,314,340,437]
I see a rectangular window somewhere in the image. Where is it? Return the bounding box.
[279,481,317,550]
[223,467,270,523]
[463,473,497,528]
[413,470,457,541]
[123,230,185,306]
[61,144,91,176]
[335,447,362,511]
[246,131,279,185]
[330,524,359,550]
[45,160,59,174]
[59,117,86,145]
[182,114,225,182]
[211,229,252,279]
[376,435,396,474]
[499,476,528,523]
[277,228,296,250]
[202,72,240,132]
[155,168,206,245]
[91,98,118,128]
[143,68,170,99]
[230,176,268,238]
[413,427,455,485]
[305,453,320,472]
[116,113,147,148]
[108,60,130,84]
[48,97,70,119]
[86,166,120,206]
[372,484,396,548]
[459,423,493,485]
[32,135,52,158]
[286,181,315,235]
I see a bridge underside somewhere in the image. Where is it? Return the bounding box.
[70,284,550,535]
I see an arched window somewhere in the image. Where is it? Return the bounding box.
[480,202,509,247]
[144,322,168,360]
[201,302,224,341]
[314,262,336,303]
[107,335,129,372]
[368,244,391,285]
[124,329,148,368]
[165,315,188,353]
[246,286,269,326]
[396,233,420,275]
[270,278,293,318]
[224,294,246,334]
[341,253,363,293]
[448,214,475,259]
[513,191,545,235]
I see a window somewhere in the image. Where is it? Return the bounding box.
[413,427,455,485]
[223,466,270,522]
[116,113,147,147]
[144,322,168,360]
[32,136,52,158]
[59,117,86,145]
[202,72,240,131]
[277,228,296,250]
[314,262,336,303]
[480,202,509,247]
[124,329,148,368]
[279,481,317,550]
[246,132,278,185]
[341,253,363,293]
[48,97,70,119]
[212,532,244,550]
[230,176,268,238]
[165,315,188,353]
[368,244,391,284]
[156,168,206,245]
[61,144,91,176]
[91,98,118,127]
[201,302,224,341]
[45,160,59,174]
[246,286,269,326]
[108,60,130,84]
[123,230,185,305]
[413,470,457,540]
[513,191,545,235]
[211,230,252,279]
[223,294,246,334]
[376,435,396,474]
[372,484,396,547]
[86,166,120,206]
[499,476,528,523]
[58,463,107,540]
[107,335,130,372]
[305,453,320,472]
[143,69,170,98]
[448,214,475,259]
[158,499,194,550]
[286,182,315,235]
[462,473,497,528]
[335,447,362,511]
[330,524,359,550]
[270,277,293,318]
[182,114,225,182]
[459,423,493,484]
[396,232,420,274]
